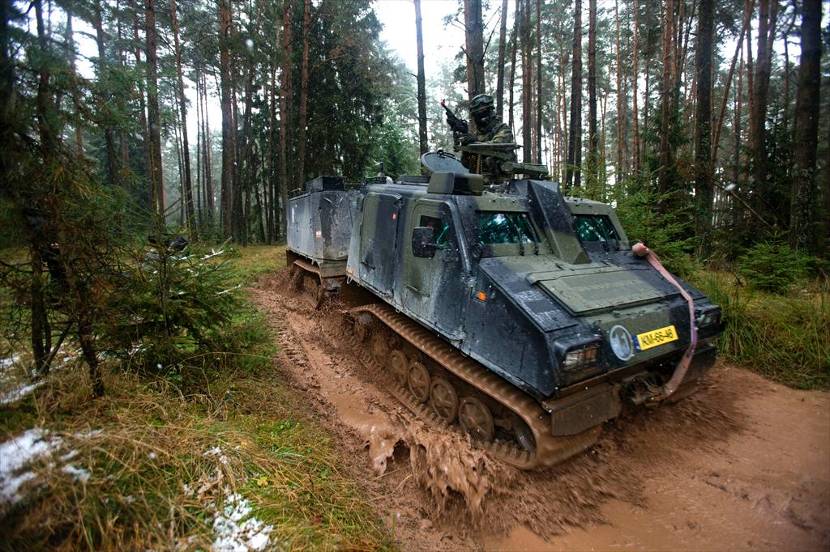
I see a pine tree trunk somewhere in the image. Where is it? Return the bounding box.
[93,1,118,187]
[415,0,429,154]
[535,0,543,163]
[733,53,743,227]
[498,0,507,121]
[631,0,640,174]
[131,1,151,207]
[614,0,623,182]
[566,0,582,189]
[464,0,486,103]
[218,0,236,237]
[508,0,520,132]
[145,0,164,216]
[278,0,294,239]
[296,0,311,187]
[521,0,532,163]
[267,64,278,242]
[170,0,194,235]
[203,73,215,219]
[694,0,714,243]
[657,0,676,199]
[749,0,779,210]
[587,0,597,187]
[789,0,821,251]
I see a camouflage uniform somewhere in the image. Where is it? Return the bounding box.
[451,94,516,175]
[455,94,515,147]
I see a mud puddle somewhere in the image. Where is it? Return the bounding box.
[250,271,830,551]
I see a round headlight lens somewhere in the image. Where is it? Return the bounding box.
[608,325,634,361]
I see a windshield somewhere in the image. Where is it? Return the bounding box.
[573,214,620,243]
[477,212,539,245]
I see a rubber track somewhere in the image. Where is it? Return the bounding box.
[351,303,600,470]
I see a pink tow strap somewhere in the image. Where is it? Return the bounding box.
[632,243,697,399]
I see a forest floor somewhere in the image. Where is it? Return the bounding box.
[249,260,830,552]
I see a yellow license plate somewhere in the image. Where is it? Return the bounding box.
[636,325,678,351]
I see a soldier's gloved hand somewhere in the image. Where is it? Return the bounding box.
[459,133,475,146]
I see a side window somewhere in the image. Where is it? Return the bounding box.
[419,214,452,249]
[573,214,620,243]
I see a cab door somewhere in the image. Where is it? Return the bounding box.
[402,200,468,340]
[359,193,400,297]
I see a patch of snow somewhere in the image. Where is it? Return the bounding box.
[0,355,20,370]
[60,450,79,462]
[0,428,63,505]
[203,249,225,261]
[204,446,230,466]
[61,464,91,483]
[216,284,242,296]
[0,381,45,405]
[211,493,273,552]
[0,428,102,506]
[148,451,158,460]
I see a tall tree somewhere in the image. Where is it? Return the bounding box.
[508,0,520,132]
[614,0,624,181]
[535,0,542,163]
[521,0,532,163]
[748,0,779,209]
[218,0,236,236]
[631,0,640,174]
[789,0,822,251]
[414,0,428,154]
[657,0,676,200]
[463,0,485,103]
[93,1,118,186]
[170,0,194,233]
[587,0,597,186]
[496,0,509,120]
[694,0,714,242]
[144,0,164,215]
[566,0,582,188]
[296,0,312,187]
[278,0,293,238]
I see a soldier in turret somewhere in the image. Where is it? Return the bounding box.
[460,94,514,146]
[442,94,517,177]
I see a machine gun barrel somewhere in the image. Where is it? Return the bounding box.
[440,99,468,135]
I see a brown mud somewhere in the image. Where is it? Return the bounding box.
[249,270,830,551]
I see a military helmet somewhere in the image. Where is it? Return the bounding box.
[470,94,495,114]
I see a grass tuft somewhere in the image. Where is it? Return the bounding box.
[694,270,830,390]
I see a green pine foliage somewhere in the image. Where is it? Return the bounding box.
[736,241,810,293]
[613,184,697,277]
[100,238,270,386]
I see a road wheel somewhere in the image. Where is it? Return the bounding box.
[430,378,459,423]
[289,265,303,290]
[389,349,408,383]
[459,397,495,442]
[310,278,326,309]
[407,360,430,403]
[371,331,388,362]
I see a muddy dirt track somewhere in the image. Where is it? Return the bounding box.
[249,272,830,551]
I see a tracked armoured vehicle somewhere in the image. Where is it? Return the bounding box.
[285,148,723,469]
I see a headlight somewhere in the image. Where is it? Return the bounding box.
[695,309,721,328]
[562,344,600,371]
[608,325,635,361]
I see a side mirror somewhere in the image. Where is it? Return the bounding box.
[412,227,437,258]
